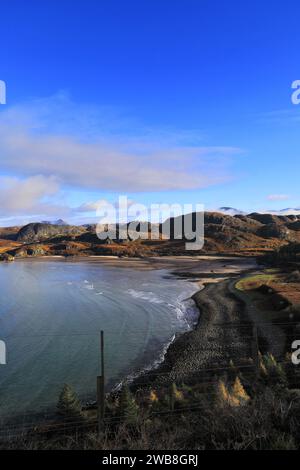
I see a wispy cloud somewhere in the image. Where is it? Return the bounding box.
[75,198,136,213]
[267,194,290,201]
[0,175,66,216]
[257,109,300,125]
[0,93,243,223]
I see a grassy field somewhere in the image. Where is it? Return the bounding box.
[236,273,280,291]
[235,270,300,323]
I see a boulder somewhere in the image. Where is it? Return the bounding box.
[0,253,14,262]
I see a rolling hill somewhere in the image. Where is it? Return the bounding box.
[0,211,300,259]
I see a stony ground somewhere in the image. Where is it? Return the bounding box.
[133,280,254,388]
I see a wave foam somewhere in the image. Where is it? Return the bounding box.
[126,289,164,304]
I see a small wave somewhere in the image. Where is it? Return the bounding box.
[126,289,164,304]
[81,279,94,290]
[84,283,94,290]
[113,333,176,391]
[167,296,199,327]
[112,284,200,392]
[126,288,199,326]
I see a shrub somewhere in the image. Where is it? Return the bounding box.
[118,384,139,425]
[232,377,250,404]
[57,384,83,421]
[216,379,239,407]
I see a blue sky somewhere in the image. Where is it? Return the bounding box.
[0,0,300,225]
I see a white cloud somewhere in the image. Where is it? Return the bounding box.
[0,94,244,224]
[0,175,64,216]
[0,132,236,192]
[267,194,290,201]
[76,199,112,213]
[75,198,136,213]
[0,95,241,192]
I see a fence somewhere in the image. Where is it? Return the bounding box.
[0,320,300,441]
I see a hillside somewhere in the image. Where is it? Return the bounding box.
[17,223,86,243]
[1,212,300,259]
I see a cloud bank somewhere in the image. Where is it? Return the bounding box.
[267,194,290,201]
[0,94,242,223]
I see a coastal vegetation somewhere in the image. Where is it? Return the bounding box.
[2,352,300,450]
[56,384,84,422]
[235,269,300,323]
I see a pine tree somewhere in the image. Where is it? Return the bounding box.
[169,383,184,410]
[216,379,240,407]
[260,353,287,387]
[118,384,139,425]
[57,383,83,421]
[149,390,159,404]
[231,377,250,404]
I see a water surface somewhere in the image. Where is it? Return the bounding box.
[0,260,198,418]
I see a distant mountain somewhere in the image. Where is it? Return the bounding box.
[268,208,300,216]
[217,207,247,216]
[41,219,69,226]
[217,207,300,217]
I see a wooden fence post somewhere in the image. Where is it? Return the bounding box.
[169,384,175,412]
[97,330,105,435]
[252,325,259,377]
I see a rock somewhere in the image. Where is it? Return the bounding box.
[17,223,86,243]
[0,253,14,262]
[26,246,46,256]
[257,223,291,240]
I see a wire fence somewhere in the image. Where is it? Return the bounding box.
[1,321,300,441]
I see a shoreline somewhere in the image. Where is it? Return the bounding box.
[11,253,258,278]
[130,258,258,390]
[0,254,258,422]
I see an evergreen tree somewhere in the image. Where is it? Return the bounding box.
[232,377,250,404]
[259,353,287,387]
[169,383,184,410]
[118,384,139,425]
[57,383,83,421]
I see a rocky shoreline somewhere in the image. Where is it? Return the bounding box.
[131,264,257,391]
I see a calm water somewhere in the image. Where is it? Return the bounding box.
[0,260,198,418]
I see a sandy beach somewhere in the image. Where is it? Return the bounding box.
[15,254,257,282]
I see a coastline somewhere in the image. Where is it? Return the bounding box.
[13,254,258,379]
[1,254,258,414]
[130,256,258,390]
[12,253,257,276]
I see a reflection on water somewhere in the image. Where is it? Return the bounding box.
[0,260,198,418]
